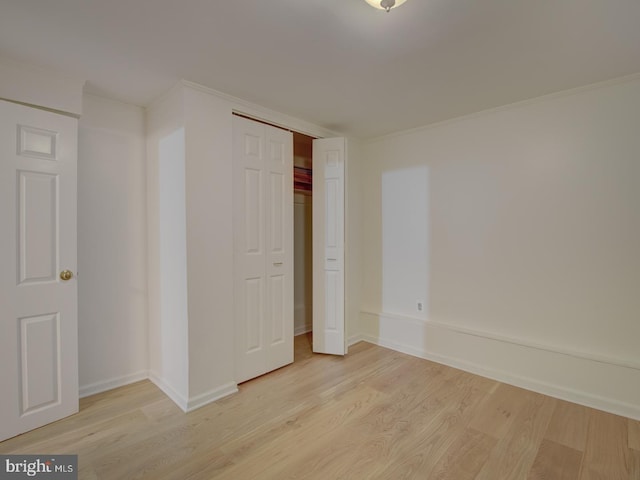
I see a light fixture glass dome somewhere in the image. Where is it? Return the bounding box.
[365,0,407,11]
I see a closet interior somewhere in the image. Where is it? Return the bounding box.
[293,132,314,338]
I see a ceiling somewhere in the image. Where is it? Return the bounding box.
[1,0,639,138]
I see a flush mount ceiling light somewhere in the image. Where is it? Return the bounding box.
[365,0,407,12]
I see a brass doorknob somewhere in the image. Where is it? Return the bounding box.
[60,270,73,281]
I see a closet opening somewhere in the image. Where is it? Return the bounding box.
[292,131,314,360]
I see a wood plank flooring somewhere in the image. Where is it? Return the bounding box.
[1,334,638,479]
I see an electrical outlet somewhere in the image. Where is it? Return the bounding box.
[416,301,424,312]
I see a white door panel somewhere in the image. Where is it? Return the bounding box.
[313,138,346,355]
[244,169,263,256]
[234,116,293,383]
[269,273,285,345]
[0,100,78,441]
[244,277,264,353]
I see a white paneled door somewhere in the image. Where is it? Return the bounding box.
[312,138,346,355]
[0,100,78,441]
[233,115,293,383]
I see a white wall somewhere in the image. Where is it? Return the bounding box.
[346,138,363,342]
[146,85,191,407]
[78,94,148,396]
[183,86,236,404]
[361,76,640,419]
[157,127,189,402]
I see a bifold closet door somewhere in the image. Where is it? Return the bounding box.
[233,115,293,383]
[312,137,346,355]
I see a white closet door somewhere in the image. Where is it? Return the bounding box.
[233,116,293,383]
[0,100,78,441]
[312,137,346,355]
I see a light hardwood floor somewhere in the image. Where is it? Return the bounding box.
[1,334,638,479]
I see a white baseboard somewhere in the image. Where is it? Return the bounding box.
[185,382,238,412]
[79,370,149,398]
[294,302,311,337]
[360,311,640,420]
[148,372,189,412]
[294,324,312,336]
[149,372,237,413]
